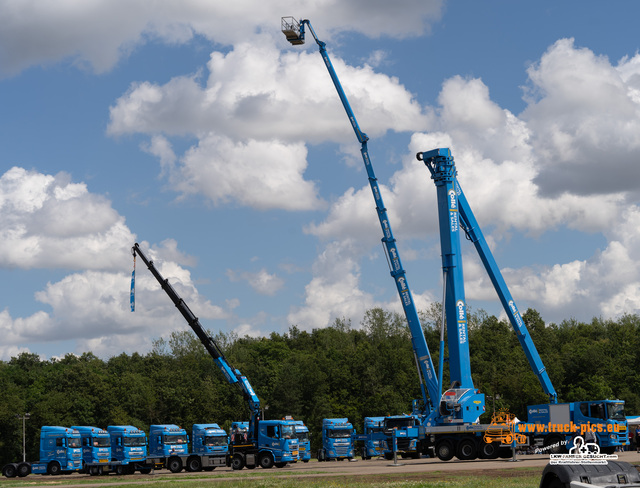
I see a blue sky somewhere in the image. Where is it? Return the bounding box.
[2,0,640,360]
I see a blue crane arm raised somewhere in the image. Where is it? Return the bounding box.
[131,243,262,414]
[418,150,557,404]
[282,17,440,412]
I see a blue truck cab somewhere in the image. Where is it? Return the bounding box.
[319,418,354,461]
[34,426,83,475]
[148,425,189,458]
[257,419,299,466]
[381,414,421,460]
[192,424,228,456]
[71,426,111,474]
[524,400,628,454]
[2,426,82,478]
[292,420,311,462]
[230,419,299,468]
[107,425,148,474]
[361,417,385,459]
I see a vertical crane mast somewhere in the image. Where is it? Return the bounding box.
[131,243,263,437]
[418,150,558,404]
[281,17,439,413]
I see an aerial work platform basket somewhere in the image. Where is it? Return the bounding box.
[281,17,304,45]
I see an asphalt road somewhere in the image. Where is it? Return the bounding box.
[2,451,638,486]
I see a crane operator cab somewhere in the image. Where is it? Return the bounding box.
[439,387,485,424]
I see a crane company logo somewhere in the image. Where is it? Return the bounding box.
[456,300,466,321]
[448,189,457,209]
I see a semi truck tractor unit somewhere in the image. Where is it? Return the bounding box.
[107,425,150,474]
[71,426,113,475]
[318,418,355,461]
[293,420,311,462]
[2,426,82,478]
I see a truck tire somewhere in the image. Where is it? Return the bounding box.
[435,440,455,461]
[231,454,244,470]
[139,467,152,474]
[17,463,31,477]
[259,453,274,469]
[168,457,182,473]
[47,462,61,476]
[115,465,125,475]
[3,464,17,478]
[479,441,499,459]
[186,456,201,472]
[456,438,477,460]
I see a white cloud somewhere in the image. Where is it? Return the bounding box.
[0,0,444,77]
[227,268,285,296]
[522,39,640,196]
[287,240,376,330]
[108,39,430,143]
[0,167,134,270]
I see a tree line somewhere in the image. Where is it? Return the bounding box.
[1,307,638,464]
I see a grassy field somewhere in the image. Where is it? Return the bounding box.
[0,468,543,488]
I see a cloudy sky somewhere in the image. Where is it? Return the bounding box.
[2,0,640,361]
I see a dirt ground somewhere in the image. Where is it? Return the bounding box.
[2,450,638,486]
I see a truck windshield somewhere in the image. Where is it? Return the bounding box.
[608,403,626,421]
[328,429,351,438]
[385,418,416,430]
[281,425,296,439]
[165,434,187,444]
[68,437,82,448]
[123,436,146,447]
[296,431,310,442]
[93,437,110,447]
[205,436,227,446]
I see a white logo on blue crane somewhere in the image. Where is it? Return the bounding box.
[457,300,467,343]
[448,189,457,210]
[508,300,524,329]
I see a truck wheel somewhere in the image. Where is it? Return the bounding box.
[17,463,31,477]
[479,441,499,459]
[456,439,477,460]
[139,467,152,474]
[47,462,61,476]
[259,454,274,469]
[168,457,182,473]
[3,464,17,478]
[231,454,244,470]
[186,456,201,472]
[435,440,455,461]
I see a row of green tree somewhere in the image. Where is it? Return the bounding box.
[1,307,638,465]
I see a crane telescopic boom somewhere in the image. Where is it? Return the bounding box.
[131,243,262,434]
[281,17,439,413]
[417,150,558,404]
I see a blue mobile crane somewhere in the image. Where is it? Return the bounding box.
[132,243,298,470]
[282,18,627,460]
